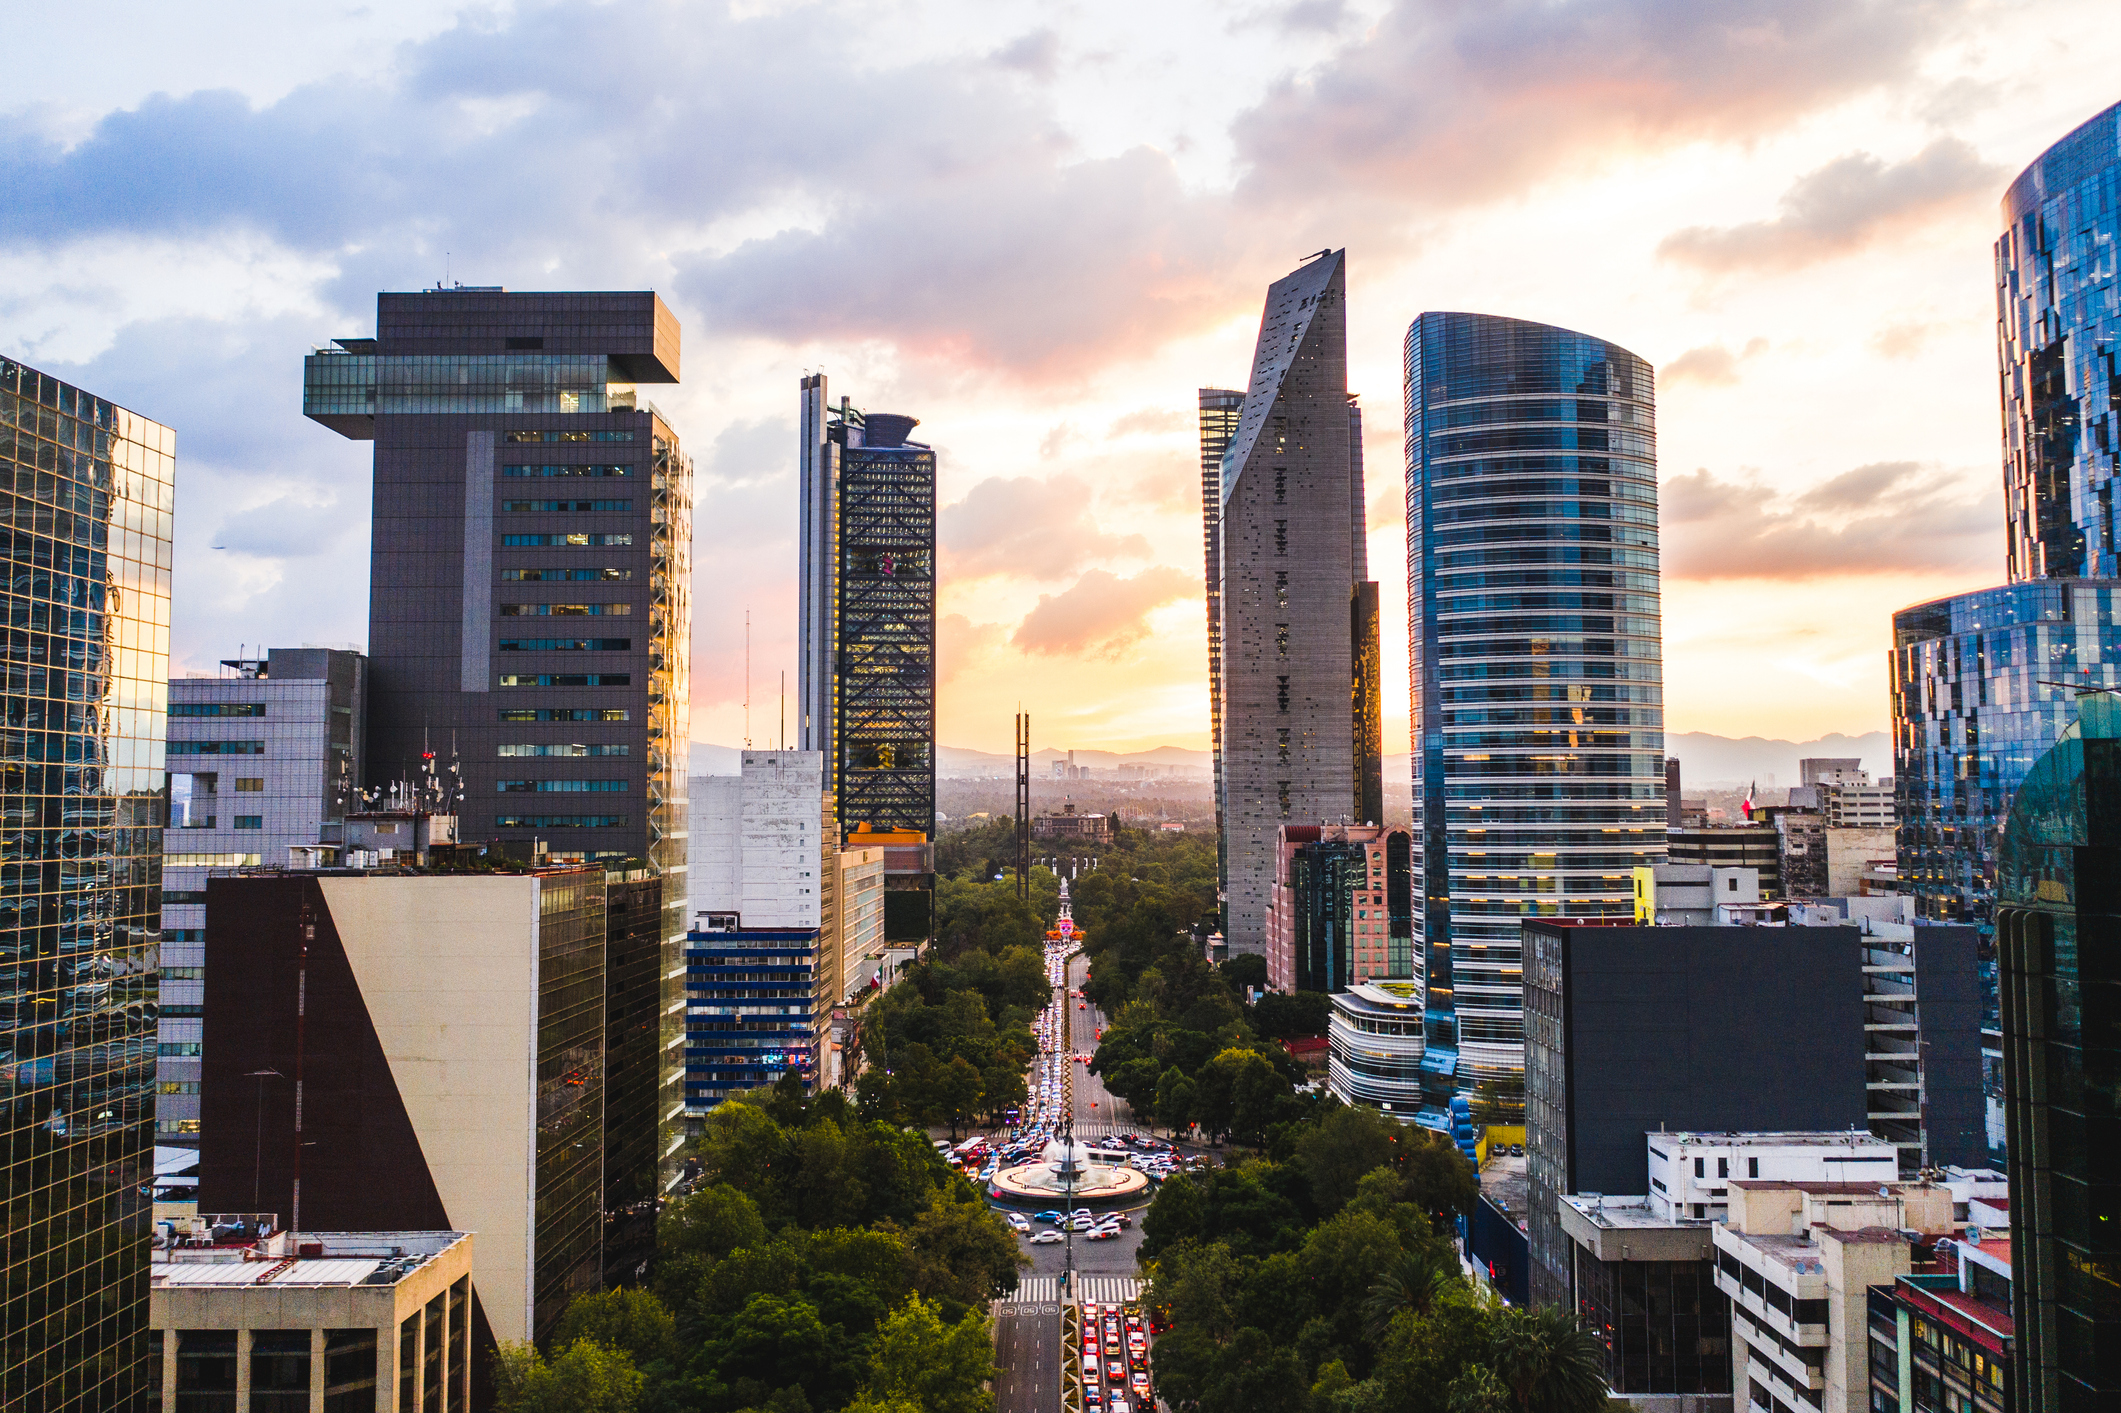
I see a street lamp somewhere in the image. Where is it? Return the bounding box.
[245,1068,282,1215]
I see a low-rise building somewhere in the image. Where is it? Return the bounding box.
[1669,827,1783,898]
[1867,1231,2012,1413]
[1326,980,1429,1115]
[1631,863,1762,925]
[150,1227,472,1412]
[683,917,821,1113]
[1031,801,1111,843]
[1713,1179,1955,1413]
[1263,823,1413,993]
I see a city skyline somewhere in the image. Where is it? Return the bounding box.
[7,1,2121,758]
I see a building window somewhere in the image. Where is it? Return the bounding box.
[1276,623,1289,658]
[1718,1157,1729,1178]
[325,1329,378,1412]
[233,816,263,830]
[1277,676,1290,711]
[1278,728,1291,766]
[234,778,264,792]
[176,1331,237,1406]
[1274,468,1286,503]
[1275,520,1287,555]
[400,1315,418,1411]
[1749,1157,1759,1178]
[252,1331,311,1413]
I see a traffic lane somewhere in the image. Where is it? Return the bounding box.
[1067,953,1128,1129]
[993,1304,1059,1413]
[1018,1210,1147,1278]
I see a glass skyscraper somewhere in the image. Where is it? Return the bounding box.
[0,358,172,1409]
[1405,313,1665,1113]
[1889,102,2121,1162]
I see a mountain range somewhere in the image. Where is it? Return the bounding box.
[691,730,1891,789]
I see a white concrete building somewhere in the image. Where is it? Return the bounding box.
[159,648,366,1144]
[1713,1178,1954,1413]
[687,751,828,928]
[1644,1131,1899,1223]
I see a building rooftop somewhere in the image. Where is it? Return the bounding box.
[1726,1180,1907,1194]
[1727,1231,1828,1275]
[153,1230,467,1291]
[1819,1226,1909,1245]
[1651,1131,1891,1149]
[1562,1194,1711,1232]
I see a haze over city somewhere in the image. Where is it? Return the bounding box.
[9,0,2118,753]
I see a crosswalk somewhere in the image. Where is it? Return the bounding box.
[1000,1276,1061,1305]
[1073,1275,1143,1305]
[995,1274,1145,1307]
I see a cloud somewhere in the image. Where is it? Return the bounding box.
[991,30,1061,81]
[1663,338,1768,387]
[1869,318,1945,358]
[1107,408,1186,438]
[211,492,362,559]
[939,613,1006,685]
[1012,566,1195,656]
[1661,461,2000,579]
[0,3,1248,384]
[1658,137,2000,273]
[1232,0,1975,238]
[940,474,1152,580]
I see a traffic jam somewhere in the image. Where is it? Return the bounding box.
[1072,1300,1156,1413]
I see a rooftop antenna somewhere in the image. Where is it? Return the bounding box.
[779,671,786,751]
[743,609,752,749]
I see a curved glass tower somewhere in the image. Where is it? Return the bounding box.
[1405,313,1665,1108]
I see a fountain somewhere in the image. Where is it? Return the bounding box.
[988,1132,1150,1207]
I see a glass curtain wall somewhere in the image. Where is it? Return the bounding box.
[0,358,172,1408]
[1404,313,1665,1110]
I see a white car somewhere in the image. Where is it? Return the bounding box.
[1006,1214,1030,1231]
[1030,1230,1064,1245]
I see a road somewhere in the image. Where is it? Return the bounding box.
[993,942,1155,1413]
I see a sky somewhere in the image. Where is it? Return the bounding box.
[7,0,2118,757]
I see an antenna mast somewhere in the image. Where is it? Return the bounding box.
[1015,710,1031,902]
[743,609,752,749]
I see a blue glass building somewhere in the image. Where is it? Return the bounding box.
[682,922,818,1113]
[0,358,172,1408]
[2000,99,2121,581]
[1404,313,1666,1113]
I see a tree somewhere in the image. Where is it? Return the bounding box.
[1221,952,1268,992]
[1252,989,1332,1040]
[1485,1306,1608,1413]
[1362,1249,1457,1340]
[905,1190,1023,1313]
[1294,1103,1397,1215]
[1155,1066,1196,1139]
[495,1340,642,1413]
[859,1296,997,1413]
[554,1288,678,1369]
[936,1054,985,1138]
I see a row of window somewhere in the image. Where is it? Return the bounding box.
[494,813,625,828]
[498,743,628,756]
[502,567,631,581]
[499,707,628,721]
[504,429,633,442]
[499,603,629,616]
[502,499,630,512]
[168,741,263,755]
[498,637,630,651]
[503,464,629,477]
[496,780,627,792]
[502,533,633,547]
[497,673,630,687]
[169,703,266,717]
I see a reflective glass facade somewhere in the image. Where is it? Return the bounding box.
[1404,313,1665,1106]
[682,925,819,1108]
[1199,388,1243,911]
[1995,695,2121,1411]
[0,358,171,1409]
[1998,100,2121,581]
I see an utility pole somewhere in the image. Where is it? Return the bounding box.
[1015,711,1031,902]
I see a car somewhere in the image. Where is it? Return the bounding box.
[1066,1216,1095,1231]
[1083,1391,1104,1408]
[1130,1350,1149,1370]
[1510,1142,1525,1156]
[1124,1313,1142,1330]
[1033,1210,1064,1223]
[1086,1226,1121,1240]
[1116,1211,1133,1227]
[1006,1214,1029,1231]
[1103,1317,1119,1335]
[1131,1372,1153,1397]
[1107,1400,1130,1413]
[1030,1230,1064,1245]
[1107,1360,1126,1381]
[1072,1209,1093,1219]
[1083,1339,1099,1358]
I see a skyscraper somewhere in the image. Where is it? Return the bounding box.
[302,288,691,1176]
[1405,312,1666,1112]
[795,378,936,935]
[0,357,171,1409]
[1217,250,1382,957]
[1996,693,2121,1410]
[1198,387,1243,913]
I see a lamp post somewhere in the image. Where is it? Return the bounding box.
[245,1068,282,1215]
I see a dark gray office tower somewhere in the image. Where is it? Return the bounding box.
[1405,312,1666,1109]
[1199,388,1243,913]
[1521,922,1868,1309]
[1217,251,1383,957]
[302,289,691,1174]
[1996,695,2121,1411]
[0,358,171,1409]
[795,377,936,842]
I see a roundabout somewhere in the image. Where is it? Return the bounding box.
[988,1134,1151,1209]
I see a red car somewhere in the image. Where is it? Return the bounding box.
[1107,1359,1126,1382]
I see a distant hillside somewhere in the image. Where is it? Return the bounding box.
[695,731,1891,790]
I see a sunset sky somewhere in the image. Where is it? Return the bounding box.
[9,0,2120,756]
